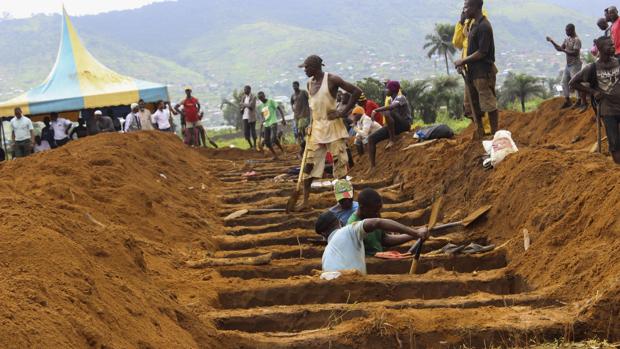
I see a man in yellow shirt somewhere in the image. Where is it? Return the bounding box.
[453,8,492,135]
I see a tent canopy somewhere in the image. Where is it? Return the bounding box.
[0,8,169,117]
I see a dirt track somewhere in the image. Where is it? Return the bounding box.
[1,98,618,348]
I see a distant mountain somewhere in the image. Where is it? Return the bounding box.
[0,0,602,124]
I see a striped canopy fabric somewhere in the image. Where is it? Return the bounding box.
[0,8,169,117]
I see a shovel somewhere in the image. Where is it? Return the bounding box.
[286,126,313,213]
[409,196,442,274]
[406,204,492,254]
[223,208,286,221]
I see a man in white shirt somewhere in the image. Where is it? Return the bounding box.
[240,85,257,149]
[124,103,142,133]
[151,101,174,132]
[10,107,35,158]
[315,210,428,274]
[138,99,154,131]
[50,112,73,147]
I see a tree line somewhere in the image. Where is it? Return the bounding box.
[221,22,563,129]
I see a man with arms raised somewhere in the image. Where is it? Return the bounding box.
[297,55,362,211]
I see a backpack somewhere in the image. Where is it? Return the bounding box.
[415,124,454,141]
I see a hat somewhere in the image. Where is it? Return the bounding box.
[315,210,339,235]
[130,103,139,110]
[351,106,365,116]
[386,80,401,94]
[94,110,102,116]
[358,93,367,102]
[184,86,192,91]
[334,179,354,202]
[298,55,325,68]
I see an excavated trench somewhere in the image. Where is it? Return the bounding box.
[201,150,582,348]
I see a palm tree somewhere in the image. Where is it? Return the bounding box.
[500,73,546,112]
[423,23,457,75]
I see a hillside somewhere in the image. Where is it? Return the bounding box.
[0,0,603,122]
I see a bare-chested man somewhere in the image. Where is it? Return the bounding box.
[297,55,362,210]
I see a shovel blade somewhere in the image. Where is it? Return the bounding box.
[224,209,249,221]
[462,205,492,227]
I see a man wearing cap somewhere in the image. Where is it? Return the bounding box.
[87,110,115,135]
[297,55,362,211]
[367,80,412,170]
[291,81,311,157]
[315,209,429,274]
[124,103,142,133]
[358,94,383,126]
[175,87,202,145]
[328,179,359,226]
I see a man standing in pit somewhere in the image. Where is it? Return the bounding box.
[297,55,362,211]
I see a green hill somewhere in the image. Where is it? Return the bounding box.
[0,0,605,122]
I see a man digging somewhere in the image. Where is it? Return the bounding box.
[296,55,362,211]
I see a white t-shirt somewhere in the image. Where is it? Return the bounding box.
[355,114,382,142]
[10,116,34,141]
[51,118,72,140]
[242,96,251,120]
[151,109,171,130]
[322,221,368,274]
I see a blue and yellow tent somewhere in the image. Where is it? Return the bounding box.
[0,8,169,117]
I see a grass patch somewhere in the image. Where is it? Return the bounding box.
[412,111,472,135]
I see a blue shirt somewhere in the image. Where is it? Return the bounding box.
[329,201,359,226]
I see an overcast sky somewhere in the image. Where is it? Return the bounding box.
[0,0,172,18]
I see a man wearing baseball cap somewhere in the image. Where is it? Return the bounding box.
[357,93,383,126]
[297,55,362,211]
[328,179,359,226]
[316,209,429,274]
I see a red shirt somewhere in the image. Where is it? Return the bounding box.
[364,99,384,126]
[182,97,200,123]
[612,20,620,55]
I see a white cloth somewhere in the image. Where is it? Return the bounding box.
[322,221,368,275]
[152,109,171,130]
[10,116,33,141]
[51,117,72,140]
[139,109,154,131]
[354,114,382,144]
[242,96,251,120]
[34,140,51,153]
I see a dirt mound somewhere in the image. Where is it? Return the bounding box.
[348,98,620,339]
[0,132,226,348]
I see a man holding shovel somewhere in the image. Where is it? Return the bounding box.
[455,0,499,139]
[570,36,620,164]
[295,55,362,211]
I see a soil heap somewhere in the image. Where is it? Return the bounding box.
[0,132,225,348]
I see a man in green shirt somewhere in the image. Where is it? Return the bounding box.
[258,91,286,160]
[347,188,418,256]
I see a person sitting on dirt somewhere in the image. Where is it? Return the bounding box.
[570,36,620,164]
[315,210,429,274]
[367,80,412,171]
[348,188,420,256]
[328,179,359,226]
[350,105,382,156]
[357,93,383,126]
[257,91,286,160]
